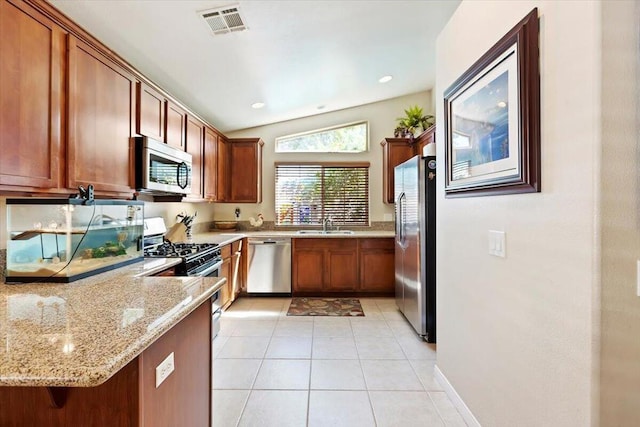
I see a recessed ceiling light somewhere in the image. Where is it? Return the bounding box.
[251,102,265,109]
[378,75,393,83]
[317,105,326,110]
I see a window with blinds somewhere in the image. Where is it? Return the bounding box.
[275,163,370,226]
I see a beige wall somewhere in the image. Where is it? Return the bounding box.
[599,1,640,424]
[436,1,600,425]
[212,92,432,223]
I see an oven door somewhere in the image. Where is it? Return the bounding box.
[188,259,223,277]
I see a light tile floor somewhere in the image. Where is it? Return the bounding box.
[213,297,467,427]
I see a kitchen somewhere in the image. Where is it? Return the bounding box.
[0,0,451,425]
[2,0,638,426]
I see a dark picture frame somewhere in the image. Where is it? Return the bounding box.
[443,8,540,197]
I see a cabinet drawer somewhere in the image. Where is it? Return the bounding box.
[359,238,394,250]
[293,238,357,250]
[220,244,231,259]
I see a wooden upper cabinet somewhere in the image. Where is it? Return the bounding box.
[136,82,164,142]
[137,83,187,150]
[381,125,436,204]
[381,138,416,204]
[203,126,219,200]
[185,115,204,199]
[0,0,65,190]
[227,138,264,203]
[67,35,136,195]
[165,100,186,149]
[416,124,436,156]
[217,136,229,201]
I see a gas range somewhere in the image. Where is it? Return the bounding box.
[143,218,222,277]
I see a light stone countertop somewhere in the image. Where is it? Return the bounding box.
[0,260,226,387]
[191,230,395,246]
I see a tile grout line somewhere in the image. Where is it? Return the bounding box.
[233,298,282,426]
[360,305,380,427]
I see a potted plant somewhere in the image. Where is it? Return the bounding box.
[394,105,435,139]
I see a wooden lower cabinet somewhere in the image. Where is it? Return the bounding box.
[219,250,232,307]
[293,249,324,292]
[219,238,246,307]
[0,300,212,427]
[292,238,394,296]
[359,238,395,292]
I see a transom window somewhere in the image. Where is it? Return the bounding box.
[275,121,368,153]
[275,163,370,226]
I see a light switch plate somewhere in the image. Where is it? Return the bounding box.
[383,213,393,222]
[156,352,175,388]
[488,230,506,258]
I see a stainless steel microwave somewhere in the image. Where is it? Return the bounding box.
[133,136,192,195]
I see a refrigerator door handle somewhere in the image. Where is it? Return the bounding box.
[395,192,401,243]
[398,192,406,247]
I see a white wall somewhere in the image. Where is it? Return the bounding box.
[436,2,600,425]
[212,92,432,223]
[599,1,640,424]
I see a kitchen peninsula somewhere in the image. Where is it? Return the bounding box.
[0,261,225,426]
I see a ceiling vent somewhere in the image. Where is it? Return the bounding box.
[199,5,247,36]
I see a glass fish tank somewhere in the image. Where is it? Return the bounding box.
[5,199,144,283]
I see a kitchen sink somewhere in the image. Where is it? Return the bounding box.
[296,230,354,235]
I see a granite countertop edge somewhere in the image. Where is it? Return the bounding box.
[0,264,227,388]
[191,230,395,245]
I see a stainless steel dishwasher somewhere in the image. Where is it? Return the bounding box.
[246,237,292,294]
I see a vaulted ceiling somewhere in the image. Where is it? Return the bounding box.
[50,0,460,132]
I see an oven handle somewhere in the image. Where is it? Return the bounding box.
[190,259,223,277]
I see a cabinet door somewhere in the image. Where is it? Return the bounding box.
[219,255,232,307]
[381,138,416,204]
[203,126,218,200]
[140,301,211,427]
[326,249,358,291]
[292,250,324,293]
[165,101,186,149]
[0,0,65,189]
[217,136,229,201]
[185,115,204,199]
[67,35,135,194]
[359,238,395,293]
[227,138,263,203]
[136,82,164,141]
[416,124,436,156]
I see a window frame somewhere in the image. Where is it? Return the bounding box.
[274,120,369,153]
[274,161,370,227]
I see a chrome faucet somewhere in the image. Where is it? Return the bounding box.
[322,216,333,232]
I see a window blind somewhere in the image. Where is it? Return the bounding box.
[275,163,369,226]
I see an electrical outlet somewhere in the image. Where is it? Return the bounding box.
[488,230,506,258]
[383,213,393,222]
[156,352,175,388]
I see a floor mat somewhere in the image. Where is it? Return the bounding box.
[286,297,364,317]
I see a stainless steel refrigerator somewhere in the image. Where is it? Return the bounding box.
[394,154,436,342]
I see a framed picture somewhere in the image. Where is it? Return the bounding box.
[444,8,540,197]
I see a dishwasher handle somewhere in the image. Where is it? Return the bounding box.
[248,238,291,245]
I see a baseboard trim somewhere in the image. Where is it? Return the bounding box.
[434,365,482,427]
